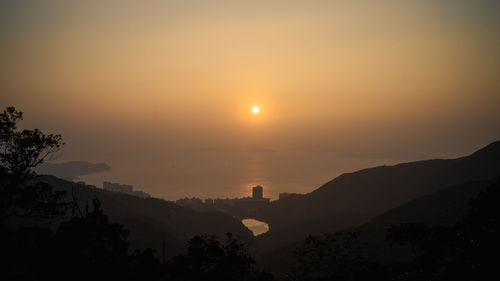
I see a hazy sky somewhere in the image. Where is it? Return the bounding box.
[1,0,499,200]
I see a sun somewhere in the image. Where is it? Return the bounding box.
[252,106,260,114]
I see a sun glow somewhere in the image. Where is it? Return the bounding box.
[252,107,260,114]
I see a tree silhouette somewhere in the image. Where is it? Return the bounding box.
[386,223,431,258]
[0,106,66,225]
[168,233,273,281]
[385,178,500,280]
[289,231,385,281]
[430,178,500,280]
[52,198,132,281]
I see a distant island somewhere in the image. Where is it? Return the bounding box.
[35,161,111,181]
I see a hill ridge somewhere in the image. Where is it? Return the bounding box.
[251,141,500,253]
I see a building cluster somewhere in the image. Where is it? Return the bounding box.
[75,181,97,188]
[103,181,151,198]
[278,192,299,200]
[175,185,270,210]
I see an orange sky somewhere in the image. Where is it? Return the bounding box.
[1,0,499,199]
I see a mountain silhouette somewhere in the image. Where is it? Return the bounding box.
[251,141,500,254]
[258,177,497,276]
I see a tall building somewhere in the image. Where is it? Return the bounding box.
[252,185,263,199]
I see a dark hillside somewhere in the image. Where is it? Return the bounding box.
[259,177,498,276]
[38,176,253,257]
[252,141,500,254]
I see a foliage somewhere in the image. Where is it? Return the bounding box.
[1,198,163,281]
[54,198,131,280]
[0,106,66,224]
[287,178,500,281]
[168,233,273,281]
[387,178,500,281]
[289,231,385,281]
[386,222,432,258]
[0,107,64,180]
